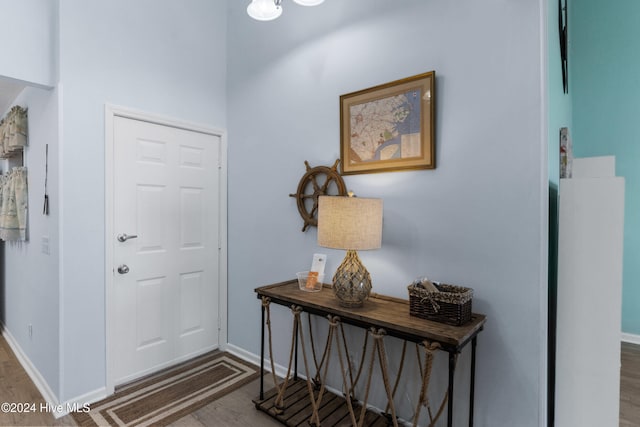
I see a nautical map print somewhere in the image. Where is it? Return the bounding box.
[349,89,422,163]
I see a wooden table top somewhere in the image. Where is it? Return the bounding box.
[255,279,486,352]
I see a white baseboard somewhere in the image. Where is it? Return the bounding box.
[225,343,290,379]
[56,387,108,419]
[622,332,640,345]
[1,326,59,411]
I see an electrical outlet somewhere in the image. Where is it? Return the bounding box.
[28,324,32,339]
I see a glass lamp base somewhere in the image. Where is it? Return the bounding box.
[332,250,372,307]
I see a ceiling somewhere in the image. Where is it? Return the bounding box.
[0,77,26,117]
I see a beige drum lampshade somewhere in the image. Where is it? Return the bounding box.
[317,196,382,250]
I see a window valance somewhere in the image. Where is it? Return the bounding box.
[0,105,28,159]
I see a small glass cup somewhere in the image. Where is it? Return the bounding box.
[296,271,324,292]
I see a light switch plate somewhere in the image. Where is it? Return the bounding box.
[41,236,50,255]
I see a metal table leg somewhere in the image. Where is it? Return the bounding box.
[448,352,456,427]
[260,303,265,400]
[294,319,299,381]
[469,336,477,427]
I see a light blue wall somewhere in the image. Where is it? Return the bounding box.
[571,0,640,335]
[228,1,548,425]
[57,0,227,401]
[0,0,227,404]
[0,0,56,87]
[0,85,61,401]
[0,0,60,404]
[0,2,552,419]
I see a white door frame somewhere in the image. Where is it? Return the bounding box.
[104,104,228,395]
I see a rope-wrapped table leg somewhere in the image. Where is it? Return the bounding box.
[413,340,449,427]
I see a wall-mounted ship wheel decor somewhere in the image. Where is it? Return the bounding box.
[289,159,348,232]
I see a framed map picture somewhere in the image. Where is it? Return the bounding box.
[340,71,435,175]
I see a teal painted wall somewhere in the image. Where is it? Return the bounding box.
[571,0,640,335]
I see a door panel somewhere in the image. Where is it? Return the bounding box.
[179,271,204,335]
[113,116,220,384]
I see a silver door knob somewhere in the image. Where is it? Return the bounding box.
[117,233,138,242]
[117,265,130,274]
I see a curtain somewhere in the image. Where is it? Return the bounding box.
[0,106,28,158]
[0,167,28,241]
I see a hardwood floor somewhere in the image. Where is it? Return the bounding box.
[620,342,640,426]
[0,335,279,427]
[1,335,639,426]
[168,376,281,427]
[0,337,75,426]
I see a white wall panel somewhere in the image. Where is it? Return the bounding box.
[555,158,624,427]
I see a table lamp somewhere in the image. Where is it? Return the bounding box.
[317,195,383,307]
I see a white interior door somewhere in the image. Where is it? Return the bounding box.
[113,116,221,385]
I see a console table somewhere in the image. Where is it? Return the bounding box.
[254,279,486,427]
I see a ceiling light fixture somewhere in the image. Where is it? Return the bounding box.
[247,0,325,21]
[247,0,282,21]
[292,0,325,5]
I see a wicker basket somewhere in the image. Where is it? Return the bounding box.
[407,282,473,326]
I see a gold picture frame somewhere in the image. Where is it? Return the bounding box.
[340,71,435,175]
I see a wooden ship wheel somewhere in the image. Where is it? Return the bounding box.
[289,159,348,231]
